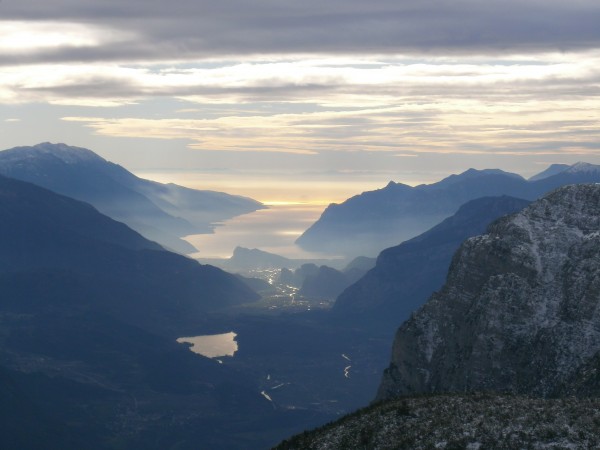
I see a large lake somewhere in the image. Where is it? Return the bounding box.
[184,203,325,259]
[177,332,238,358]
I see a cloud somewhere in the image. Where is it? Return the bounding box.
[2,51,599,106]
[62,92,600,157]
[1,1,600,65]
[2,1,599,168]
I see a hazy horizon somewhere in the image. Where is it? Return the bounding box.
[2,1,599,194]
[135,160,573,206]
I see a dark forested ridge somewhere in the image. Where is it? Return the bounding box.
[0,174,259,333]
[0,174,291,449]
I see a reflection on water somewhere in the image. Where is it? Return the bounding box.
[177,331,238,358]
[184,203,327,259]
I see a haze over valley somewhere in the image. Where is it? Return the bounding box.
[2,0,600,448]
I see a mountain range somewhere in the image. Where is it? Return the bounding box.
[330,196,530,335]
[296,162,600,257]
[199,246,345,272]
[5,141,600,448]
[0,142,263,253]
[277,183,600,449]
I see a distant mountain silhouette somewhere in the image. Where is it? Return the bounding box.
[342,256,377,282]
[200,246,343,272]
[331,196,531,336]
[0,142,263,253]
[277,261,374,300]
[296,162,600,257]
[299,266,352,300]
[528,163,570,181]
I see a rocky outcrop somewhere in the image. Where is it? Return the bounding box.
[377,184,600,400]
[275,394,600,450]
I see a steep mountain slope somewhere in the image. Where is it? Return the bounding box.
[0,174,259,333]
[296,162,600,257]
[275,394,600,450]
[331,196,530,335]
[299,265,353,300]
[377,184,600,400]
[0,142,263,253]
[528,163,569,181]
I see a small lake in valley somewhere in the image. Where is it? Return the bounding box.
[177,331,238,358]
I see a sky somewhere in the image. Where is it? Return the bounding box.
[1,0,600,204]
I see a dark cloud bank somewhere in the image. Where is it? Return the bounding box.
[2,0,600,64]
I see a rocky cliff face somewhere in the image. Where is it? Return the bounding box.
[377,184,600,400]
[275,394,600,450]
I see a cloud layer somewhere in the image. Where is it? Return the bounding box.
[1,0,599,172]
[2,1,600,64]
[38,52,600,157]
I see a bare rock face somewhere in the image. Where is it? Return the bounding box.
[377,184,600,400]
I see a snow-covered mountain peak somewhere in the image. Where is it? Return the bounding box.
[30,142,106,164]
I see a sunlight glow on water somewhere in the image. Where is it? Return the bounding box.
[185,203,328,259]
[176,332,238,358]
[135,169,435,259]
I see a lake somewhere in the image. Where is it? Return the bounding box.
[177,331,238,358]
[184,203,328,259]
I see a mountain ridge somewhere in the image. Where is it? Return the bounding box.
[0,173,259,333]
[297,162,600,257]
[0,142,263,253]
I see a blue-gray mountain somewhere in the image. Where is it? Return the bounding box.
[0,174,259,331]
[0,142,263,253]
[277,259,375,300]
[199,246,342,272]
[0,174,308,449]
[331,196,530,336]
[296,162,600,257]
[377,184,600,400]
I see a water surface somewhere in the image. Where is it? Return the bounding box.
[177,332,238,358]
